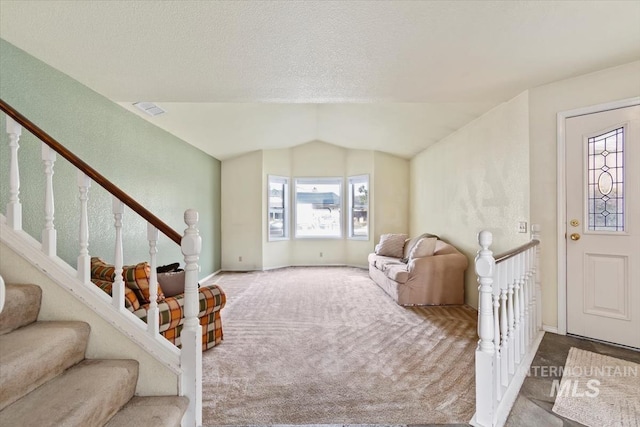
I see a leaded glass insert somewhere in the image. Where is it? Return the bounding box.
[587,127,624,231]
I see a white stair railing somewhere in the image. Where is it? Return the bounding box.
[2,111,203,426]
[472,225,543,427]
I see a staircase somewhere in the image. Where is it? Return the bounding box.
[1,99,205,425]
[0,283,188,426]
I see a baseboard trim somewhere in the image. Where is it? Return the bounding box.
[542,325,559,334]
[200,270,221,284]
[220,264,369,272]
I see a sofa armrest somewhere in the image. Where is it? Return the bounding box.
[135,285,226,332]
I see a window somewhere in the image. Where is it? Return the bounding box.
[348,175,369,239]
[268,175,289,240]
[295,178,342,238]
[587,127,624,232]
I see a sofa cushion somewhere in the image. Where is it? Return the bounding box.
[408,237,438,261]
[91,279,141,311]
[375,233,408,258]
[384,264,409,284]
[403,233,439,260]
[122,262,165,304]
[91,257,165,303]
[90,257,116,281]
[369,254,403,270]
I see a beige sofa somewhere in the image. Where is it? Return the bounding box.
[367,234,468,305]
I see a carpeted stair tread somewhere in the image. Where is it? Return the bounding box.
[0,359,139,427]
[0,320,90,410]
[105,396,189,427]
[0,284,41,335]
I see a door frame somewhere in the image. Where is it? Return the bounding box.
[556,96,640,335]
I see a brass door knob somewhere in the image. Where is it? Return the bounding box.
[570,233,581,241]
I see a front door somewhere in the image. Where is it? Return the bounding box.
[566,104,640,349]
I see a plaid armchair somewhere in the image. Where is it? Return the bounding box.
[90,257,225,350]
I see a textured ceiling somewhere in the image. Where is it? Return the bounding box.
[1,1,639,159]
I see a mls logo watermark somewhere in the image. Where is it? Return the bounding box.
[528,364,638,398]
[550,379,600,398]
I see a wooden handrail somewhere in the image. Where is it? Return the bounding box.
[494,239,540,264]
[0,98,181,245]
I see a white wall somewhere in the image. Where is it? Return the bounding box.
[373,151,410,243]
[221,150,263,270]
[0,242,178,396]
[529,60,640,329]
[410,91,531,308]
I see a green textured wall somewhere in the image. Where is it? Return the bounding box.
[0,39,221,275]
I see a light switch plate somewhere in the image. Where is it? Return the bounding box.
[518,221,528,233]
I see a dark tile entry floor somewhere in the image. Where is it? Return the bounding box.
[504,333,640,426]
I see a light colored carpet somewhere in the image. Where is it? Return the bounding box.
[552,347,640,427]
[202,267,477,425]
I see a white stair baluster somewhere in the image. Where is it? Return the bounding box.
[521,252,529,347]
[493,284,502,402]
[518,253,526,357]
[147,223,160,336]
[0,274,5,314]
[507,258,516,375]
[41,143,57,256]
[180,209,203,427]
[112,198,125,311]
[532,224,542,331]
[513,256,522,365]
[77,172,92,284]
[6,116,22,231]
[527,247,535,342]
[499,262,509,388]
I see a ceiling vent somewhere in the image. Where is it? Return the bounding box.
[133,102,166,117]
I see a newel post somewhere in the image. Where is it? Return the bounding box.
[180,209,202,427]
[475,230,496,427]
[6,116,22,230]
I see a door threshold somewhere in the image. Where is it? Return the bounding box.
[567,333,640,352]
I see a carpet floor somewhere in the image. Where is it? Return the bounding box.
[202,267,477,425]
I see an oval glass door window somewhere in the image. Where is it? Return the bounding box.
[598,171,614,195]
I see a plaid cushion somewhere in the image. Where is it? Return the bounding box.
[123,262,156,303]
[91,279,141,311]
[91,258,164,304]
[90,257,115,281]
[135,285,226,350]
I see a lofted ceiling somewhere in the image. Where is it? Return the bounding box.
[1,1,639,160]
